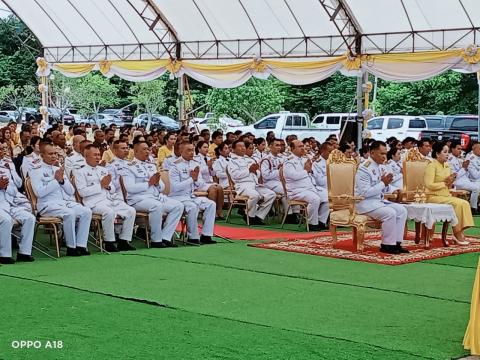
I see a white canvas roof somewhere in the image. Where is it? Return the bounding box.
[2,0,480,63]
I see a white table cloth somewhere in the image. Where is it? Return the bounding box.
[404,203,458,229]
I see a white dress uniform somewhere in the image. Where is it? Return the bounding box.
[105,157,129,198]
[260,153,288,213]
[212,155,230,188]
[74,164,136,243]
[123,158,184,243]
[227,154,275,220]
[312,156,328,192]
[450,155,480,209]
[64,151,86,178]
[0,159,35,258]
[283,154,329,226]
[30,161,92,249]
[354,159,407,246]
[169,157,216,239]
[253,150,267,163]
[381,159,403,192]
[468,154,480,182]
[162,154,179,171]
[21,152,41,178]
[194,154,216,191]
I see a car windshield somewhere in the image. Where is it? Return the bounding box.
[102,109,119,114]
[450,117,479,131]
[160,117,176,124]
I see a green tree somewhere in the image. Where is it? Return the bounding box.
[69,73,118,116]
[205,78,286,124]
[129,79,167,130]
[0,84,38,121]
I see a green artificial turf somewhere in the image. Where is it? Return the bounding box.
[0,213,479,359]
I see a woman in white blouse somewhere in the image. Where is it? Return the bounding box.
[384,147,403,191]
[195,141,225,219]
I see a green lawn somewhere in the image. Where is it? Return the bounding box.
[0,213,478,359]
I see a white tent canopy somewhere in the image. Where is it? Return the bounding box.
[2,0,480,86]
[3,0,480,62]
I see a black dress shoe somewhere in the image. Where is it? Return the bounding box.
[318,222,329,231]
[308,224,320,232]
[380,244,400,254]
[117,240,136,251]
[151,241,166,248]
[76,247,90,256]
[215,216,225,221]
[284,214,299,224]
[187,238,201,245]
[200,235,217,245]
[0,257,15,264]
[66,247,80,256]
[472,208,479,216]
[104,242,119,252]
[396,242,410,254]
[162,240,178,248]
[252,217,266,226]
[16,253,35,262]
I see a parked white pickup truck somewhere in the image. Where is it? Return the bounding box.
[235,112,339,142]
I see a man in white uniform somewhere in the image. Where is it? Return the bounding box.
[105,139,130,198]
[123,141,184,248]
[355,141,408,254]
[468,143,480,184]
[283,140,329,231]
[74,144,136,252]
[0,143,35,264]
[227,140,275,225]
[449,141,480,214]
[64,135,87,177]
[30,142,92,256]
[169,143,216,245]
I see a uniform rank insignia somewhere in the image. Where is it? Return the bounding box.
[182,169,188,175]
[364,160,371,167]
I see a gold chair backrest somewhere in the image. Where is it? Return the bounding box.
[225,167,236,191]
[402,149,429,198]
[70,175,83,204]
[327,149,357,210]
[160,170,170,195]
[24,177,38,213]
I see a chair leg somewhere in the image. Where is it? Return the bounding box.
[356,225,365,252]
[225,202,234,223]
[330,224,337,246]
[281,205,290,229]
[53,224,60,258]
[245,204,250,226]
[304,206,309,232]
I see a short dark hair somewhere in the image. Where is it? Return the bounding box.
[450,140,461,150]
[416,139,430,148]
[214,141,229,158]
[232,139,244,149]
[84,144,100,152]
[254,137,265,146]
[431,141,446,159]
[195,140,208,154]
[212,130,223,140]
[387,146,400,160]
[369,140,387,152]
[402,137,416,145]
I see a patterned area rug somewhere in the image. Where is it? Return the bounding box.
[250,231,480,265]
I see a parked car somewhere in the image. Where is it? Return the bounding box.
[48,108,75,126]
[419,115,479,149]
[0,113,10,123]
[102,108,134,123]
[189,114,244,133]
[89,114,125,127]
[0,110,20,122]
[364,115,427,141]
[234,111,337,142]
[312,113,358,131]
[422,115,450,130]
[133,114,180,131]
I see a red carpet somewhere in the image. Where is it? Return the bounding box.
[250,231,480,265]
[177,223,318,241]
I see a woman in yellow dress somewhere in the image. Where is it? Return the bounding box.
[157,131,176,168]
[424,141,473,244]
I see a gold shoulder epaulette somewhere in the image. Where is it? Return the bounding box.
[364,160,371,167]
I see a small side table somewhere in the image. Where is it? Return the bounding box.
[404,203,458,248]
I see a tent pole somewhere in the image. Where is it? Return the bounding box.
[41,75,47,124]
[178,74,185,125]
[477,71,480,140]
[356,74,364,149]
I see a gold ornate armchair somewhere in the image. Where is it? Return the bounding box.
[327,150,378,252]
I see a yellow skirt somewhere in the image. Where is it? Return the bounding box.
[464,259,480,354]
[427,195,474,231]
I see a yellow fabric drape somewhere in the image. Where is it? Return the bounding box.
[464,259,480,355]
[54,63,95,75]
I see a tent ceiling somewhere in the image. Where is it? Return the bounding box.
[2,0,480,63]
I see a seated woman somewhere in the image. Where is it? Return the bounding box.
[195,141,225,220]
[424,142,474,245]
[383,147,403,192]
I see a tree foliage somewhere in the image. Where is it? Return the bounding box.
[0,84,38,120]
[205,78,286,124]
[69,73,119,115]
